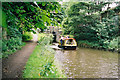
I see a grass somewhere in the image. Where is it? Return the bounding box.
[23,33,66,78]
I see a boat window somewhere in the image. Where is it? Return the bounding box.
[73,40,76,44]
[66,39,75,45]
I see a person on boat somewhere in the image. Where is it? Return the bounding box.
[67,35,70,38]
[60,36,64,46]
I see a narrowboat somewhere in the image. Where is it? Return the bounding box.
[58,38,77,50]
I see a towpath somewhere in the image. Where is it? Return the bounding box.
[2,33,38,78]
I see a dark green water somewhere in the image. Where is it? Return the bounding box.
[55,47,119,78]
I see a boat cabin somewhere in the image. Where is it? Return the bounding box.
[58,38,77,50]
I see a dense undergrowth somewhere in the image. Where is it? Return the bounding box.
[22,32,33,41]
[2,24,26,58]
[1,10,27,58]
[2,31,33,58]
[1,40,26,58]
[62,2,119,52]
[23,33,66,78]
[77,37,118,52]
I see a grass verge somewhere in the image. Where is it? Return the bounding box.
[23,33,66,78]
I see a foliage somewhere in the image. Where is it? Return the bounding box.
[37,33,53,45]
[78,40,106,49]
[63,34,74,38]
[2,37,26,58]
[108,37,118,49]
[1,9,7,28]
[23,33,66,78]
[78,38,118,51]
[94,17,119,46]
[60,34,74,38]
[2,2,63,33]
[7,26,22,38]
[22,32,33,41]
[1,9,27,58]
[1,10,25,58]
[2,2,63,58]
[62,2,119,50]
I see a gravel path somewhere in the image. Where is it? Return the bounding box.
[2,33,38,78]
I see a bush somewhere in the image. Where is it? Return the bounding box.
[2,37,25,58]
[108,38,118,49]
[22,32,33,41]
[78,40,100,48]
[37,33,53,45]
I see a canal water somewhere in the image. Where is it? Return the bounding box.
[55,47,119,78]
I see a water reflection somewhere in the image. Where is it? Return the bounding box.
[55,48,118,78]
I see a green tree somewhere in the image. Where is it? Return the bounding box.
[2,2,62,33]
[1,2,63,57]
[62,2,119,48]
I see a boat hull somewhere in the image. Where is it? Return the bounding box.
[58,45,77,50]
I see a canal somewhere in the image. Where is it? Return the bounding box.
[55,47,119,78]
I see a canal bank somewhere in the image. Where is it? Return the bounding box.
[22,33,66,78]
[77,40,119,53]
